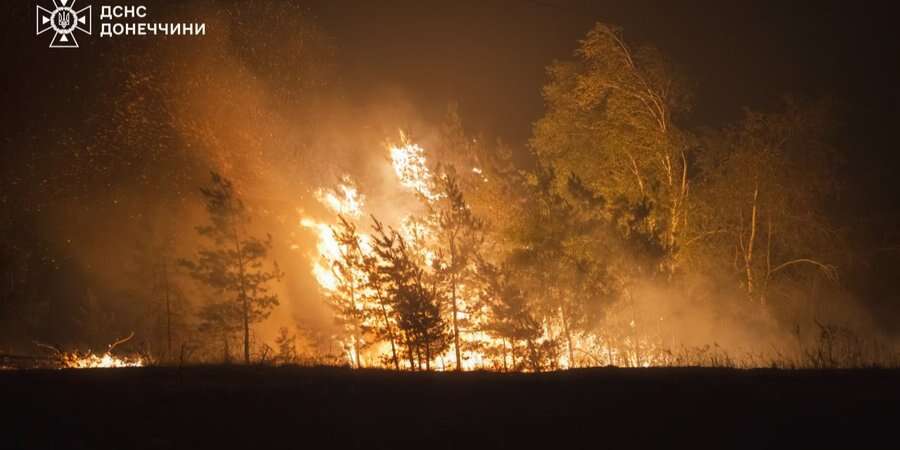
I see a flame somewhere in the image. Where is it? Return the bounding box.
[301,178,379,365]
[61,352,144,368]
[300,178,368,293]
[390,142,440,202]
[301,218,342,292]
[315,176,364,218]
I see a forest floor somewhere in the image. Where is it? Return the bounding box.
[2,366,899,449]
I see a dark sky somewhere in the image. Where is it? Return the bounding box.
[303,0,899,142]
[304,0,900,219]
[4,0,899,209]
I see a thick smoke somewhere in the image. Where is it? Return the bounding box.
[75,1,450,347]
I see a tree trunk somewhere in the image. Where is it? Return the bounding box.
[242,296,250,364]
[346,275,363,369]
[400,333,412,370]
[379,301,400,371]
[526,338,540,373]
[743,182,759,302]
[353,334,362,369]
[560,307,575,369]
[451,277,462,371]
[162,258,172,360]
[626,288,641,367]
[502,338,509,372]
[414,343,422,371]
[231,220,251,365]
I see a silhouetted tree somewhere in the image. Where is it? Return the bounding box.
[326,215,369,368]
[180,172,282,364]
[432,169,485,370]
[365,218,401,371]
[274,326,298,365]
[476,259,546,371]
[371,220,448,370]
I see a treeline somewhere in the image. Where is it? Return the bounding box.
[311,23,876,371]
[0,20,891,369]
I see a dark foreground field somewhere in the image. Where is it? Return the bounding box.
[2,366,899,449]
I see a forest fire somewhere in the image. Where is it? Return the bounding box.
[6,1,900,448]
[4,11,894,373]
[300,137,682,371]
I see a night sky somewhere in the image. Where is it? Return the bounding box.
[307,0,900,217]
[6,0,899,199]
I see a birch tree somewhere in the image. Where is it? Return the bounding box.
[532,22,693,274]
[691,100,840,305]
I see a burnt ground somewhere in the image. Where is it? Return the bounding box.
[2,366,899,449]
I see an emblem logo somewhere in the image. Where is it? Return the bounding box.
[36,0,92,48]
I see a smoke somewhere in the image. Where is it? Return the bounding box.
[80,1,451,346]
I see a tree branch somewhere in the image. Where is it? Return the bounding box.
[769,259,838,281]
[107,331,135,353]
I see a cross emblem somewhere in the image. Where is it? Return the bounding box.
[36,0,92,49]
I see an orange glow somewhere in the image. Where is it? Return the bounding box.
[61,352,144,369]
[299,136,677,371]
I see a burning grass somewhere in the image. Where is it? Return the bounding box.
[26,332,145,369]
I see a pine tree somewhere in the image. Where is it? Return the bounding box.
[274,326,298,365]
[180,172,282,364]
[476,259,544,371]
[371,219,447,370]
[365,218,401,371]
[432,169,484,370]
[326,215,369,368]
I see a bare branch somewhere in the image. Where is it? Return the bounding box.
[769,259,838,281]
[107,331,136,353]
[33,341,63,356]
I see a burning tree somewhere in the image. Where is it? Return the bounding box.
[364,219,401,370]
[371,221,448,370]
[432,169,485,371]
[290,23,860,371]
[325,216,371,368]
[181,172,282,364]
[476,260,545,371]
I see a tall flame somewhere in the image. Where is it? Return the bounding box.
[390,142,440,202]
[315,176,364,218]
